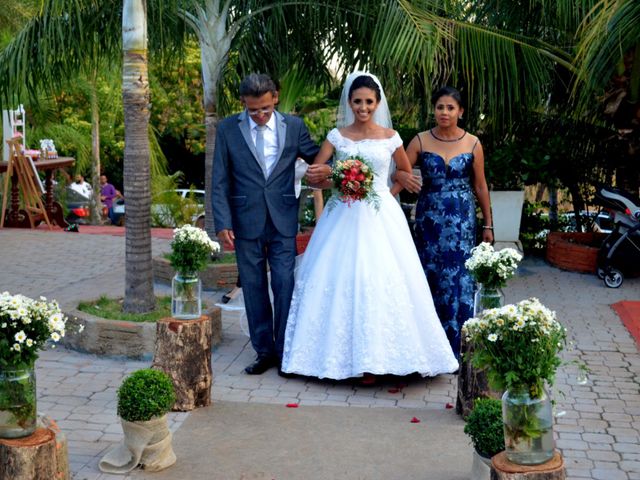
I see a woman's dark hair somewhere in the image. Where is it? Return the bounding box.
[348,75,381,101]
[431,86,463,107]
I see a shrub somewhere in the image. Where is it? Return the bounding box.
[117,369,176,422]
[464,398,504,457]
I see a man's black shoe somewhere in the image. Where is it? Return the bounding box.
[244,355,278,375]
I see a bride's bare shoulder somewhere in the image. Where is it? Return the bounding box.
[382,127,397,139]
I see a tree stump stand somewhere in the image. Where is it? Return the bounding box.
[456,336,502,417]
[491,451,566,480]
[0,416,69,480]
[152,315,213,411]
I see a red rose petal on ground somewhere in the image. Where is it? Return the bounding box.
[410,417,421,423]
[388,388,401,394]
[445,403,454,409]
[286,403,299,408]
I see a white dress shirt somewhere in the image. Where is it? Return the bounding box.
[69,181,93,198]
[249,114,279,177]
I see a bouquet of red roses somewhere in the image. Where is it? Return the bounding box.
[330,156,379,209]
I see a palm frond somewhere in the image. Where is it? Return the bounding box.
[573,0,640,110]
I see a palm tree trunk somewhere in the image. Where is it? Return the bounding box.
[183,3,232,241]
[200,47,228,242]
[90,70,102,224]
[203,112,218,238]
[122,0,155,313]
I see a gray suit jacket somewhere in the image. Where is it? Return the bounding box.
[212,110,319,239]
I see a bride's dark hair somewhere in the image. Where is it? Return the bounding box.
[348,75,381,101]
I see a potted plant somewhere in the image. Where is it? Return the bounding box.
[168,224,220,319]
[99,368,177,473]
[0,292,74,438]
[464,398,504,479]
[485,141,527,247]
[462,298,567,465]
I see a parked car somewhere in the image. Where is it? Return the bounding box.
[111,197,125,226]
[151,189,205,228]
[65,188,91,225]
[562,211,613,234]
[64,187,126,226]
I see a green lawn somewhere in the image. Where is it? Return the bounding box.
[78,296,172,322]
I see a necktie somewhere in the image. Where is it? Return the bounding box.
[255,125,267,176]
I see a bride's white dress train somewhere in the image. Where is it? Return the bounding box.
[281,129,458,380]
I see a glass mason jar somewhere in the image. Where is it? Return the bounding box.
[171,273,202,320]
[502,387,555,465]
[0,366,37,438]
[473,284,504,316]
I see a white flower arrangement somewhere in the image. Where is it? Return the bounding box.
[0,292,78,368]
[169,225,221,275]
[465,242,522,289]
[462,297,566,398]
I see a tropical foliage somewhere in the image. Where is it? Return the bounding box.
[1,0,638,312]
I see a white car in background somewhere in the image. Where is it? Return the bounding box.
[151,189,205,228]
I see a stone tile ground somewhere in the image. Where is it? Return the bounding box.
[0,229,638,479]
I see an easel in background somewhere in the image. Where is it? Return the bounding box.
[2,105,26,161]
[1,137,51,229]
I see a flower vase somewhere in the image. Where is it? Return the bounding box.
[502,388,555,465]
[473,284,504,316]
[171,273,202,320]
[0,366,37,438]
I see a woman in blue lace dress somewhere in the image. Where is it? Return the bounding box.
[396,87,493,357]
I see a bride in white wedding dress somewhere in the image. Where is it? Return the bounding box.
[280,72,458,381]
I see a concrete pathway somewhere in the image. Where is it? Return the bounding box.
[0,228,638,480]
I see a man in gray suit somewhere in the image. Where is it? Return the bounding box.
[212,73,322,375]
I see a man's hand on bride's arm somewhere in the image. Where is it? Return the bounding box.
[305,164,332,186]
[218,229,235,250]
[393,170,422,193]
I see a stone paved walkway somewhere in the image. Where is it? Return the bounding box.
[0,228,638,480]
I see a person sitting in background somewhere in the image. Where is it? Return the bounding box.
[100,174,120,224]
[69,174,93,198]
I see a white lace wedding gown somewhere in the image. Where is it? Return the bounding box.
[281,129,459,379]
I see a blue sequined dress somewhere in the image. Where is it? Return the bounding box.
[414,141,478,357]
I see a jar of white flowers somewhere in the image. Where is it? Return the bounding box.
[0,292,76,438]
[168,225,220,319]
[462,298,567,465]
[465,242,522,315]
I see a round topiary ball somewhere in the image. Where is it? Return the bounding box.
[117,369,176,422]
[464,397,504,458]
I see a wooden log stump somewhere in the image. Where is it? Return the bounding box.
[491,451,566,480]
[456,336,502,417]
[40,416,70,480]
[0,427,60,480]
[152,315,212,411]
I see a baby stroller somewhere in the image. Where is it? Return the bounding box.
[594,185,640,288]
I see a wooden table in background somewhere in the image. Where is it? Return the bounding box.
[0,157,75,228]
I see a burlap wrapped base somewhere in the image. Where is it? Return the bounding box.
[99,415,176,474]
